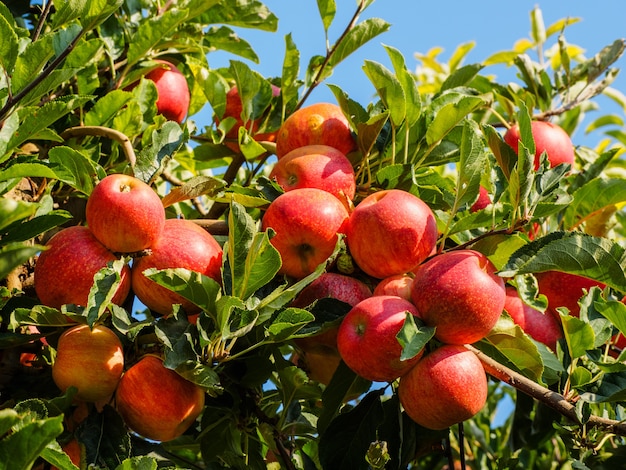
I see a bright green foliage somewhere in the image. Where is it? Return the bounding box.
[1,1,626,469]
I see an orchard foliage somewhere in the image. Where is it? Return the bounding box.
[1,1,626,469]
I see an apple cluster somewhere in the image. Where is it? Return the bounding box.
[34,173,222,441]
[262,105,586,431]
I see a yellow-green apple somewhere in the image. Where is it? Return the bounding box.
[373,273,414,301]
[535,270,605,321]
[261,188,349,279]
[86,174,165,253]
[115,355,205,442]
[336,295,425,382]
[398,344,488,430]
[34,226,131,309]
[217,84,281,152]
[410,250,505,345]
[131,218,223,316]
[275,102,356,158]
[503,120,574,171]
[269,144,356,201]
[144,60,190,123]
[346,189,438,279]
[52,324,124,403]
[503,285,563,350]
[469,185,491,212]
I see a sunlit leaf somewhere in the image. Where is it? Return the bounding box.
[363,60,405,127]
[328,18,390,68]
[162,175,225,207]
[561,313,596,358]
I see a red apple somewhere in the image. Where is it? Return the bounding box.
[337,295,424,382]
[34,226,131,309]
[115,355,205,442]
[535,270,605,321]
[373,273,414,301]
[470,185,491,212]
[261,188,349,279]
[51,438,83,470]
[52,324,124,403]
[86,174,165,253]
[269,144,356,201]
[503,285,563,350]
[218,84,281,152]
[410,250,505,345]
[144,60,190,123]
[503,120,575,171]
[275,102,357,158]
[398,344,488,430]
[131,218,223,316]
[346,189,438,279]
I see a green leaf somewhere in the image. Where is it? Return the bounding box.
[0,243,43,280]
[362,60,405,127]
[40,439,80,470]
[10,306,73,329]
[162,175,225,208]
[266,307,314,342]
[396,312,435,361]
[425,95,484,145]
[0,199,37,233]
[114,456,159,470]
[328,18,390,69]
[80,0,124,30]
[316,0,336,32]
[174,360,222,394]
[134,122,188,185]
[595,299,626,336]
[84,89,134,127]
[204,26,258,62]
[560,313,596,359]
[384,45,421,126]
[0,162,58,183]
[85,259,127,327]
[0,13,18,75]
[281,33,300,108]
[216,295,258,340]
[16,68,84,109]
[0,414,64,470]
[562,177,626,230]
[202,1,278,32]
[0,409,19,437]
[499,231,626,293]
[454,119,488,209]
[145,268,221,316]
[441,63,484,91]
[126,9,188,66]
[48,146,97,195]
[224,202,281,300]
[11,36,54,93]
[0,211,72,245]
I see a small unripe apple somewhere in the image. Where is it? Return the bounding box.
[269,144,356,201]
[131,218,223,316]
[34,226,131,309]
[535,270,605,321]
[398,344,488,430]
[52,324,124,403]
[346,189,438,279]
[503,285,563,350]
[337,295,424,382]
[411,250,505,345]
[262,188,349,279]
[275,102,356,158]
[503,120,575,170]
[115,355,205,442]
[218,84,281,152]
[144,60,190,123]
[86,174,165,253]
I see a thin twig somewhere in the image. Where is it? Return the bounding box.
[466,344,626,436]
[60,126,136,169]
[32,0,54,42]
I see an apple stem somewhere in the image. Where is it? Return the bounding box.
[60,126,136,169]
[465,344,626,436]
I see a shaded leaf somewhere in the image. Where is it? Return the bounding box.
[396,312,435,362]
[0,243,42,280]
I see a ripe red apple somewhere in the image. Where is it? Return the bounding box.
[52,324,124,403]
[131,218,223,316]
[535,270,605,321]
[470,185,491,212]
[144,60,190,123]
[503,120,575,170]
[410,250,505,345]
[269,144,356,201]
[337,295,425,382]
[86,174,165,253]
[398,344,488,430]
[34,226,131,309]
[115,355,205,442]
[373,273,414,301]
[503,285,563,350]
[261,188,349,279]
[346,189,438,279]
[218,84,281,152]
[275,102,357,158]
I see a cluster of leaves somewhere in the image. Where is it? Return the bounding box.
[1,1,626,469]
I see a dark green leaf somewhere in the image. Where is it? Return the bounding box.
[9,306,73,329]
[0,243,42,280]
[134,121,188,185]
[85,259,127,327]
[396,312,435,361]
[204,26,258,62]
[441,63,484,91]
[0,211,72,245]
[127,9,188,66]
[579,370,626,403]
[84,89,134,127]
[266,307,314,342]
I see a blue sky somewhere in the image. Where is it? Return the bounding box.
[204,1,626,148]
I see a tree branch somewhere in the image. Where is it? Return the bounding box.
[466,344,626,436]
[60,126,136,169]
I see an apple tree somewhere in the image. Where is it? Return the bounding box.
[1,1,626,469]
